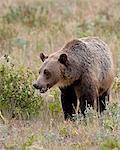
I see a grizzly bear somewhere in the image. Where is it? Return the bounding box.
[33,37,114,120]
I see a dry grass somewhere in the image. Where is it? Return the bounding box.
[0,0,120,149]
[0,0,120,69]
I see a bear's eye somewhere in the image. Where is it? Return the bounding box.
[44,69,51,79]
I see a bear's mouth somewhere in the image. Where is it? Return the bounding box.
[39,84,53,93]
[39,87,48,93]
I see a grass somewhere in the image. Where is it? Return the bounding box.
[2,103,120,150]
[0,0,120,149]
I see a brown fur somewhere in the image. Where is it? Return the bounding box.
[33,37,114,119]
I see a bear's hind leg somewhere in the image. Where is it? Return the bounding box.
[60,86,77,120]
[99,91,110,113]
[79,93,95,116]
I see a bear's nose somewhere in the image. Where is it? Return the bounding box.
[33,82,40,89]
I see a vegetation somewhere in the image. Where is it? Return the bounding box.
[0,60,43,119]
[0,0,119,149]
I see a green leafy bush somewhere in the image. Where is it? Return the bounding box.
[0,59,43,119]
[49,89,62,116]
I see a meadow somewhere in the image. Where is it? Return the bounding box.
[0,0,120,149]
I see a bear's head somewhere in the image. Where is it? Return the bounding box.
[33,52,69,93]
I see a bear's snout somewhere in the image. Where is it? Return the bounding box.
[33,81,40,89]
[33,81,48,93]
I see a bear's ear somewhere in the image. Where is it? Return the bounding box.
[40,53,48,62]
[58,54,68,65]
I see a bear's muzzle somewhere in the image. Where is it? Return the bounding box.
[33,81,48,93]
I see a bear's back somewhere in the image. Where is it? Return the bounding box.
[61,37,114,89]
[62,37,113,71]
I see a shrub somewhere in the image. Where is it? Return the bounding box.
[48,89,62,118]
[0,57,43,119]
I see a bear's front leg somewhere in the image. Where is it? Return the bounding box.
[60,86,77,120]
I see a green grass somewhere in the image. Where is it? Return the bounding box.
[0,0,120,149]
